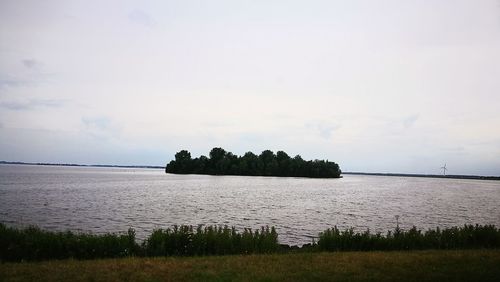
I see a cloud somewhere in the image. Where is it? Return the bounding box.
[305,120,341,139]
[201,121,237,128]
[0,99,66,110]
[0,1,499,174]
[22,59,39,69]
[444,146,466,152]
[82,116,112,130]
[0,61,47,90]
[403,114,419,128]
[0,59,45,91]
[0,77,32,89]
[128,9,156,27]
[81,116,121,139]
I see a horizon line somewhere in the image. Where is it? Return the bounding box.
[1,160,499,179]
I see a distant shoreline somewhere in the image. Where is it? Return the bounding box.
[343,171,500,181]
[0,161,164,170]
[1,161,499,180]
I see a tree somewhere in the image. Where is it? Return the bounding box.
[208,147,229,175]
[165,148,341,178]
[259,150,277,176]
[241,152,259,175]
[174,150,192,173]
[276,151,291,176]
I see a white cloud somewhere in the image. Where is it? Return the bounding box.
[403,114,419,129]
[128,9,156,27]
[0,99,66,110]
[0,0,499,174]
[305,120,341,140]
[81,116,122,140]
[22,59,38,69]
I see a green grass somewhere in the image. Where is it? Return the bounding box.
[1,250,499,282]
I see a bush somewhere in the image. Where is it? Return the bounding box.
[143,225,279,256]
[317,224,500,251]
[1,223,499,262]
[0,223,139,261]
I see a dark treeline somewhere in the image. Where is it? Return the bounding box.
[165,147,341,178]
[1,223,500,262]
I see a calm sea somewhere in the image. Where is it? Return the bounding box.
[1,164,499,245]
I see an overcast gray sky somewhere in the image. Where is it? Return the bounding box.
[1,0,500,175]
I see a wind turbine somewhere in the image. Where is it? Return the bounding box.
[441,163,447,176]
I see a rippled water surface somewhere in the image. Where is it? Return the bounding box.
[1,164,499,245]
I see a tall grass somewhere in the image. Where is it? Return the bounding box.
[317,225,500,251]
[0,223,139,261]
[143,225,279,256]
[2,223,499,262]
[0,223,278,261]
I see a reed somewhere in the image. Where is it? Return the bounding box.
[2,223,499,262]
[0,223,139,261]
[143,225,279,256]
[317,224,500,251]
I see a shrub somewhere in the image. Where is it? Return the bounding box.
[317,224,500,251]
[142,225,278,256]
[0,223,139,261]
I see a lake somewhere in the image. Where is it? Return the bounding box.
[1,164,499,245]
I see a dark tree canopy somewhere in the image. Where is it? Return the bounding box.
[165,148,341,178]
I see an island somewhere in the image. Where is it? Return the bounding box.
[165,147,342,178]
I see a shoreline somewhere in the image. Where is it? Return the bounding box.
[2,161,499,180]
[0,161,164,170]
[343,171,500,181]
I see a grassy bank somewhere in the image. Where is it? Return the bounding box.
[1,223,500,262]
[1,250,500,281]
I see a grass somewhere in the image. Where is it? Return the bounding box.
[1,250,499,281]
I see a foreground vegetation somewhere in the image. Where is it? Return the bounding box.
[318,225,500,251]
[165,147,342,178]
[1,250,500,282]
[143,225,279,256]
[0,224,279,261]
[1,223,499,262]
[0,224,139,261]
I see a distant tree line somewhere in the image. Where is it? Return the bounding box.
[165,147,341,178]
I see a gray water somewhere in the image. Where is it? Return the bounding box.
[1,164,499,245]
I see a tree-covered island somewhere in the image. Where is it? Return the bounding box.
[165,147,341,178]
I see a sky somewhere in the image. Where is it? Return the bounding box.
[1,0,500,175]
